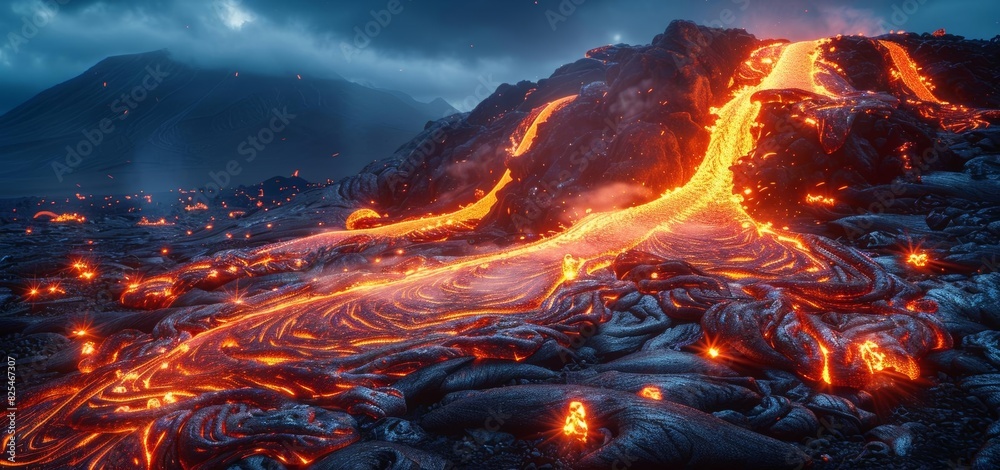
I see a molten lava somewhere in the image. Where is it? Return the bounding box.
[907,252,929,268]
[344,208,382,230]
[33,211,86,223]
[562,401,589,443]
[137,217,175,227]
[639,386,663,400]
[5,37,963,469]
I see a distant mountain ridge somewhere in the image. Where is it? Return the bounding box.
[0,50,457,197]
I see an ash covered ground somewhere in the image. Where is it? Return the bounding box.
[3,21,1000,470]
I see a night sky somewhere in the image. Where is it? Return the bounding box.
[0,0,997,114]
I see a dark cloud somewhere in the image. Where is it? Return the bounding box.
[0,0,997,114]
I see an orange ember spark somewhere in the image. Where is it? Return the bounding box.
[563,401,589,443]
[708,347,720,358]
[805,194,835,206]
[184,203,208,211]
[639,386,662,400]
[858,340,886,374]
[856,340,921,380]
[137,217,175,226]
[33,211,86,223]
[907,252,929,267]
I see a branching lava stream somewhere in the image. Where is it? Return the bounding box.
[7,39,956,469]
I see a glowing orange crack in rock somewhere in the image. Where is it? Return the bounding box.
[563,401,589,443]
[639,386,663,400]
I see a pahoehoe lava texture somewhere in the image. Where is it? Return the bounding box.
[4,21,1000,470]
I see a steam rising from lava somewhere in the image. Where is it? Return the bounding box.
[7,36,964,468]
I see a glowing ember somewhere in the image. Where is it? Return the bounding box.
[907,252,929,267]
[184,202,208,211]
[137,217,175,226]
[858,340,886,374]
[805,194,835,206]
[33,211,86,223]
[708,347,721,358]
[639,386,663,400]
[562,254,581,282]
[562,401,589,443]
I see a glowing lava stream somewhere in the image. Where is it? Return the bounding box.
[122,95,579,306]
[9,40,950,468]
[879,40,942,103]
[267,94,575,248]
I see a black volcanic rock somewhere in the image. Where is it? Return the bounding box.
[833,33,1000,109]
[7,20,1000,470]
[353,21,760,234]
[0,50,455,198]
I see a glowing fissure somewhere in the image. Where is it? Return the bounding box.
[9,40,955,468]
[563,401,589,443]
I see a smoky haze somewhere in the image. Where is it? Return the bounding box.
[0,0,997,114]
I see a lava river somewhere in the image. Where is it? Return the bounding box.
[6,39,956,468]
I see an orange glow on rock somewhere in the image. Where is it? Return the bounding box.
[819,345,832,385]
[639,386,662,400]
[345,208,382,230]
[562,254,581,282]
[137,217,175,226]
[907,252,929,267]
[805,194,835,206]
[563,401,589,443]
[33,211,86,223]
[857,340,920,380]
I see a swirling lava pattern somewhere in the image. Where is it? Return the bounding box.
[7,40,956,468]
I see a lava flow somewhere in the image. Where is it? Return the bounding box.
[7,38,962,469]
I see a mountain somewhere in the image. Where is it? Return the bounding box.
[0,50,457,198]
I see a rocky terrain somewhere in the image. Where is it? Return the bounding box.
[2,21,1000,470]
